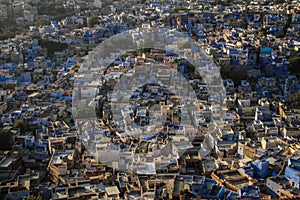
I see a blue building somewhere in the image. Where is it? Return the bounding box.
[260,47,272,57]
[240,164,254,177]
[173,175,225,199]
[34,141,49,160]
[0,75,6,83]
[285,158,300,189]
[201,183,225,199]
[191,177,226,199]
[251,159,270,178]
[239,186,260,199]
[226,191,239,200]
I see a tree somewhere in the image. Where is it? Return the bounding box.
[0,30,15,40]
[262,0,271,5]
[88,16,99,28]
[23,195,42,200]
[36,18,51,27]
[256,46,261,64]
[0,0,10,6]
[38,40,68,57]
[258,28,267,38]
[240,18,248,29]
[74,107,96,119]
[171,6,187,13]
[220,66,249,86]
[0,129,13,150]
[288,56,300,75]
[131,9,136,16]
[36,2,56,16]
[14,119,28,134]
[287,90,300,108]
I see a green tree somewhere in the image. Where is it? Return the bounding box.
[0,0,10,6]
[23,195,42,200]
[220,66,249,86]
[240,18,248,29]
[288,56,300,75]
[36,18,51,27]
[287,90,300,108]
[0,129,13,150]
[0,30,15,40]
[74,107,96,119]
[36,2,56,16]
[258,28,267,37]
[88,16,99,28]
[263,0,271,5]
[0,22,21,40]
[14,119,28,134]
[171,6,187,13]
[38,40,68,57]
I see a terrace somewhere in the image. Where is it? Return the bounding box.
[212,169,256,191]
